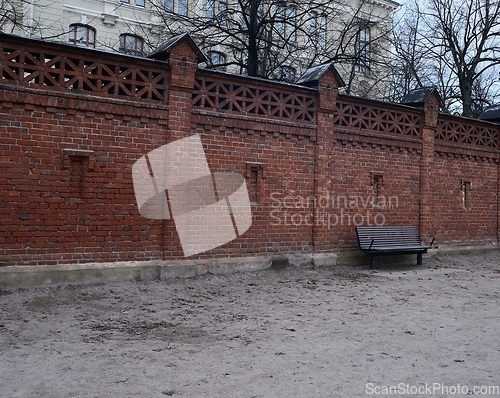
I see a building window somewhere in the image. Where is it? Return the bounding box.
[205,0,227,23]
[288,6,296,43]
[309,11,317,38]
[206,0,215,19]
[219,0,227,25]
[165,0,187,15]
[355,22,371,74]
[318,14,327,49]
[277,5,285,38]
[310,12,327,49]
[121,0,145,5]
[69,24,96,48]
[276,5,297,42]
[208,51,226,71]
[119,34,144,56]
[179,0,187,15]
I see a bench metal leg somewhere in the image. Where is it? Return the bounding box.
[417,253,422,265]
[370,257,376,269]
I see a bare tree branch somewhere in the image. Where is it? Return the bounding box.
[392,0,500,117]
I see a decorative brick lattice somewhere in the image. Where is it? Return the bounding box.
[192,76,316,123]
[334,99,420,137]
[436,118,498,149]
[0,45,167,101]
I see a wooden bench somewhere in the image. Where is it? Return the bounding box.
[355,226,436,269]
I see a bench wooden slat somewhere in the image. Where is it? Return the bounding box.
[367,245,432,251]
[355,226,436,269]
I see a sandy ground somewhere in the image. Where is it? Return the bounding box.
[1,251,500,398]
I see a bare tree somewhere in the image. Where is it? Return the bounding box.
[391,0,500,117]
[147,0,331,79]
[1,0,25,33]
[389,6,429,102]
[146,0,397,96]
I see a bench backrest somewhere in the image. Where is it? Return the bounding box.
[356,226,422,250]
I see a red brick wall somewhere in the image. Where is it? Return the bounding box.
[0,88,169,265]
[431,154,498,245]
[328,142,422,249]
[0,33,499,266]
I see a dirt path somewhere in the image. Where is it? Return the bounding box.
[1,251,500,397]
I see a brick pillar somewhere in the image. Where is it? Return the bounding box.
[313,67,341,254]
[420,95,441,242]
[153,36,203,258]
[166,41,199,142]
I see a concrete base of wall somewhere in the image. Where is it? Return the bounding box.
[312,253,338,267]
[0,256,274,288]
[0,250,341,288]
[0,245,496,288]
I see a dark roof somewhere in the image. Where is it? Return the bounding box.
[296,62,345,88]
[147,33,208,63]
[479,105,500,123]
[401,87,444,107]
